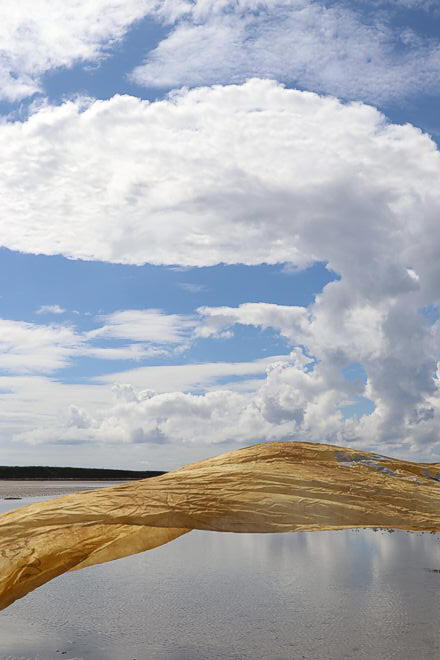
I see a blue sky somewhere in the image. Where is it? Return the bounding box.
[0,248,334,376]
[0,0,439,469]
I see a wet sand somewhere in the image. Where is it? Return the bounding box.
[0,480,121,499]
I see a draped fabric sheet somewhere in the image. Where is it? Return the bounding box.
[1,441,440,611]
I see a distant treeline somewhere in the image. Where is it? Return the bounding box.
[0,466,166,480]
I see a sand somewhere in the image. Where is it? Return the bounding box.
[0,480,119,499]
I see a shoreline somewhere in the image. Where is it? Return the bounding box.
[0,479,123,499]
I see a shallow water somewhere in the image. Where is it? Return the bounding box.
[1,495,440,659]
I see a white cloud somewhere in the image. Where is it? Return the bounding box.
[19,333,440,462]
[0,319,81,373]
[0,0,179,102]
[4,356,289,461]
[86,344,169,361]
[0,309,200,374]
[89,309,196,343]
[1,80,439,274]
[94,354,287,390]
[196,303,309,342]
[194,294,440,457]
[36,304,66,315]
[0,375,112,454]
[15,378,291,449]
[131,0,440,104]
[1,81,440,461]
[4,323,440,464]
[1,0,438,106]
[49,283,439,461]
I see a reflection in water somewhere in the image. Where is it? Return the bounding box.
[1,496,440,659]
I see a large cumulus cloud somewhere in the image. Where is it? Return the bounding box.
[3,79,440,461]
[1,79,439,272]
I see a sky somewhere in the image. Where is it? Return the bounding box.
[1,0,440,470]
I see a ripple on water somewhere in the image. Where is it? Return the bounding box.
[1,496,440,659]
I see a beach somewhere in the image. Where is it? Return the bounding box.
[0,480,120,499]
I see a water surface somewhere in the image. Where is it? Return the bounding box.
[1,494,440,659]
[0,480,122,498]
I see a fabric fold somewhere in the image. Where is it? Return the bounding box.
[1,441,440,611]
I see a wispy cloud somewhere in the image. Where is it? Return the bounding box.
[88,309,197,344]
[0,318,81,374]
[0,309,199,374]
[1,1,439,106]
[36,304,66,315]
[0,0,166,101]
[131,0,440,104]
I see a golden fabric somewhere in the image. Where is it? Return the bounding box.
[1,441,440,611]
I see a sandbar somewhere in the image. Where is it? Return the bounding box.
[0,479,120,499]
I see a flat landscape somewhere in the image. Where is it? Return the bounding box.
[0,480,118,498]
[0,467,165,498]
